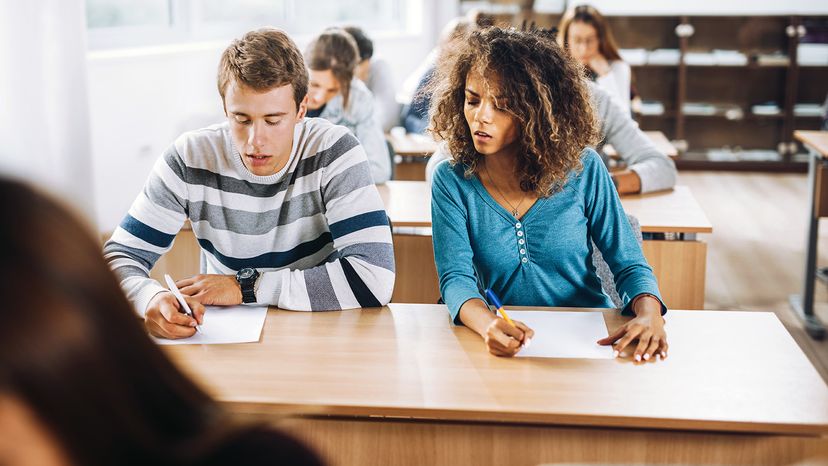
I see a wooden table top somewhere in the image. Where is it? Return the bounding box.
[795,130,828,157]
[378,181,713,234]
[620,185,713,234]
[603,130,679,159]
[164,304,828,436]
[386,132,438,157]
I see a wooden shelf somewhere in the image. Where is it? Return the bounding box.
[464,4,828,169]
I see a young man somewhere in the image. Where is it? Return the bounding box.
[104,28,395,340]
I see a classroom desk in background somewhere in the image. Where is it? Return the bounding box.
[163,304,828,466]
[377,181,712,310]
[385,130,679,181]
[385,131,437,181]
[791,130,828,340]
[602,130,679,159]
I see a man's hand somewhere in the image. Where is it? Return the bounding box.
[144,291,205,340]
[176,274,243,306]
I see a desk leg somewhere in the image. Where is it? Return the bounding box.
[790,150,826,340]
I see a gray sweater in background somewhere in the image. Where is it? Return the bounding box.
[426,81,677,194]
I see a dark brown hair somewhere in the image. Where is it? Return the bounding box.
[217,27,309,109]
[429,27,599,196]
[558,4,623,62]
[305,28,360,109]
[0,179,321,466]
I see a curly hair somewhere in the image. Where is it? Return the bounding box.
[429,27,599,196]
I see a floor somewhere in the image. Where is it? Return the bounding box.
[678,171,828,382]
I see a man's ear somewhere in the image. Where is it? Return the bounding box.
[296,95,309,120]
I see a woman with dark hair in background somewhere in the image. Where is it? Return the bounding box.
[343,26,399,132]
[558,4,632,113]
[0,178,323,466]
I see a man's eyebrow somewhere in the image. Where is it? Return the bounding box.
[230,111,287,118]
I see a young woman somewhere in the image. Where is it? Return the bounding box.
[429,27,667,361]
[558,5,632,113]
[305,27,391,183]
[0,178,323,466]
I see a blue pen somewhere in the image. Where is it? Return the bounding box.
[484,288,516,327]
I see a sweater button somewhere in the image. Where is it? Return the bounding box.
[521,257,528,263]
[520,249,526,254]
[517,231,523,237]
[515,222,522,228]
[518,238,525,245]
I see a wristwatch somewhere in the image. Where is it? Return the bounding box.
[235,268,259,304]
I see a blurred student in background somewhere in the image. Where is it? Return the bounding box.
[306,27,391,182]
[343,26,399,132]
[0,178,323,466]
[400,11,493,134]
[559,4,632,113]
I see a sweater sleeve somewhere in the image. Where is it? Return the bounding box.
[580,150,667,315]
[254,132,395,310]
[349,83,392,183]
[592,82,677,193]
[431,161,485,323]
[103,146,189,316]
[368,58,400,132]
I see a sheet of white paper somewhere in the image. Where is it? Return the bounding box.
[154,305,268,345]
[507,311,614,359]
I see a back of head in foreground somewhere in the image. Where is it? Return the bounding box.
[0,178,322,466]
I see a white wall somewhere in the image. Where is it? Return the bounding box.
[88,0,458,232]
[0,0,96,220]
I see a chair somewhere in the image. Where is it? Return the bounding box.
[385,139,396,181]
[592,214,643,308]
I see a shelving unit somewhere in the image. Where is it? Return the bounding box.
[461,1,828,171]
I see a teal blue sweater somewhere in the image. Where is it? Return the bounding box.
[431,149,665,323]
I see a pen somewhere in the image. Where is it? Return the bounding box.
[164,274,201,333]
[484,288,515,326]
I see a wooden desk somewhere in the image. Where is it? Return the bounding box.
[385,132,437,181]
[791,130,828,340]
[164,304,828,466]
[603,130,679,159]
[380,181,712,309]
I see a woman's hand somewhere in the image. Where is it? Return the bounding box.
[483,318,534,357]
[598,296,668,362]
[459,299,535,357]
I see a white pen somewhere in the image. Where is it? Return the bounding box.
[164,274,201,333]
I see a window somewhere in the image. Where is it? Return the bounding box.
[86,0,413,50]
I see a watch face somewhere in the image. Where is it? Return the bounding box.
[239,268,254,280]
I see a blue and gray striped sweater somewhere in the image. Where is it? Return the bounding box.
[104,118,395,315]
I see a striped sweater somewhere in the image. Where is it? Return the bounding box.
[104,118,395,316]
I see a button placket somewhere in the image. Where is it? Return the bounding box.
[515,222,528,265]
